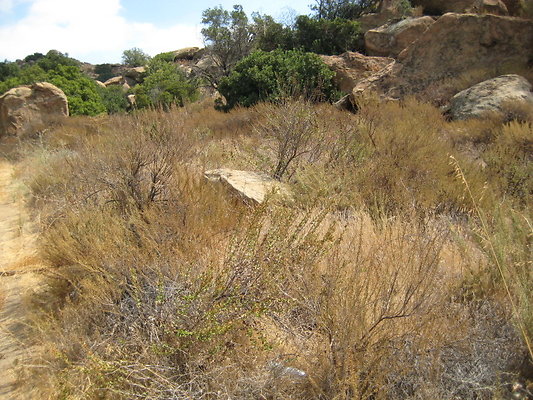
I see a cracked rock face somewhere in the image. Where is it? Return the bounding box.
[449,75,533,120]
[353,13,533,104]
[0,82,68,138]
[320,52,394,93]
[411,0,509,15]
[365,16,435,58]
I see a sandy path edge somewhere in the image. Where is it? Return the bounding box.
[0,159,42,399]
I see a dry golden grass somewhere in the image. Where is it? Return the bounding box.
[14,98,533,399]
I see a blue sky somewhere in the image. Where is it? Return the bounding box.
[0,0,312,64]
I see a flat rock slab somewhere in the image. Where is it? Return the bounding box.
[204,169,291,204]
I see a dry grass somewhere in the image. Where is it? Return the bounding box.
[14,98,533,399]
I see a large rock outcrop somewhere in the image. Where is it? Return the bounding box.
[0,82,68,138]
[353,13,533,104]
[411,0,509,15]
[365,16,435,57]
[449,75,533,120]
[173,47,204,62]
[204,169,291,204]
[320,52,394,93]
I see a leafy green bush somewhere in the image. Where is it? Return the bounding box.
[217,49,336,110]
[0,64,47,94]
[293,15,362,54]
[36,50,79,71]
[134,59,198,109]
[151,51,176,64]
[45,66,106,116]
[0,50,105,116]
[94,63,116,82]
[310,0,380,19]
[0,61,20,81]
[97,85,130,114]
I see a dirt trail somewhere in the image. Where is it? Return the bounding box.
[0,158,42,399]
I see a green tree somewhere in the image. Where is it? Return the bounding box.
[0,61,21,82]
[311,0,379,20]
[200,5,255,85]
[252,13,294,51]
[23,52,45,63]
[37,50,79,71]
[217,49,336,110]
[122,48,151,67]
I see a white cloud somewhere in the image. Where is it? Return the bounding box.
[0,0,14,13]
[0,0,202,63]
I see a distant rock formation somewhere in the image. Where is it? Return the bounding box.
[102,67,146,90]
[173,47,204,62]
[353,13,533,104]
[411,0,509,15]
[0,82,68,138]
[448,75,533,120]
[365,16,435,57]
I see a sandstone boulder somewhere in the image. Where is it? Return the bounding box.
[411,0,508,14]
[365,16,435,57]
[353,13,533,104]
[320,52,394,93]
[0,82,68,137]
[204,169,291,204]
[103,76,123,87]
[449,75,533,120]
[124,66,146,83]
[358,0,410,33]
[359,12,396,33]
[173,47,203,61]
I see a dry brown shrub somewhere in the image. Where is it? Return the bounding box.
[15,99,531,399]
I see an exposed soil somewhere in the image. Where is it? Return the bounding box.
[0,157,42,399]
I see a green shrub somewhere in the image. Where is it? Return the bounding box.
[217,49,336,110]
[151,51,176,64]
[134,60,198,109]
[36,50,79,71]
[94,63,116,82]
[0,60,20,81]
[0,51,106,116]
[97,85,129,114]
[310,0,380,20]
[293,15,362,54]
[46,65,106,116]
